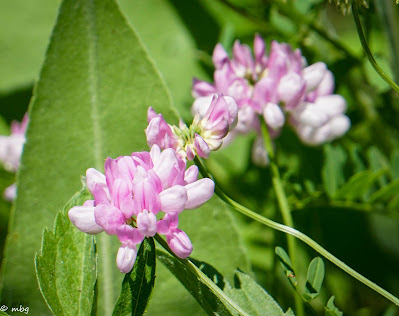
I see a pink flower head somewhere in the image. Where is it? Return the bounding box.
[68,145,215,273]
[191,34,350,163]
[145,95,238,160]
[0,113,29,201]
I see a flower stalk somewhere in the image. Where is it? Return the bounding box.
[352,1,399,94]
[260,122,304,316]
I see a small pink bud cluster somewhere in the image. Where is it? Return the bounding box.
[192,35,350,162]
[146,94,237,160]
[0,113,29,200]
[68,145,215,273]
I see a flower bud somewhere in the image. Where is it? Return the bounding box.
[116,243,138,273]
[167,228,193,259]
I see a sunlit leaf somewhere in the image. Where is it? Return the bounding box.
[275,247,297,288]
[303,257,325,301]
[0,0,177,313]
[35,184,97,316]
[113,238,156,316]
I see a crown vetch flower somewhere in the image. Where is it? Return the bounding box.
[68,145,215,273]
[0,113,29,200]
[145,94,238,160]
[191,34,350,164]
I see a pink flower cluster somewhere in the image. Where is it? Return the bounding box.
[68,145,215,273]
[192,35,350,163]
[146,94,237,160]
[0,113,29,200]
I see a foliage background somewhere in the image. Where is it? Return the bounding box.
[0,0,398,315]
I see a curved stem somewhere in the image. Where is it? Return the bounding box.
[260,124,304,316]
[194,157,399,306]
[352,1,399,93]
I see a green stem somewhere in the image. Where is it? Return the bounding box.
[274,2,360,63]
[260,123,304,316]
[352,1,399,94]
[194,157,399,306]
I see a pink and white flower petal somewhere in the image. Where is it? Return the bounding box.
[137,210,158,237]
[157,213,179,234]
[153,148,180,189]
[262,103,285,130]
[194,134,211,158]
[160,185,188,213]
[167,228,193,259]
[184,178,215,209]
[86,168,108,195]
[116,242,138,273]
[117,225,144,244]
[133,181,161,215]
[212,43,229,69]
[68,205,104,234]
[192,79,217,98]
[303,62,327,92]
[277,72,306,110]
[184,165,199,185]
[94,203,125,235]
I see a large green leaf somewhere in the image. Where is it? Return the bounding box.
[113,238,156,316]
[118,0,208,120]
[0,0,177,313]
[0,1,59,92]
[35,183,97,316]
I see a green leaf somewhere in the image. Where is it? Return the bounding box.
[156,249,247,316]
[334,169,386,201]
[324,296,343,316]
[119,0,208,121]
[367,147,390,187]
[113,238,156,316]
[224,270,290,316]
[0,0,177,313]
[35,183,97,316]
[368,178,399,203]
[275,247,297,288]
[303,257,325,301]
[0,1,59,92]
[322,144,347,198]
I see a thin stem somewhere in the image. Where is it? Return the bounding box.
[352,1,399,93]
[260,123,304,316]
[194,157,399,306]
